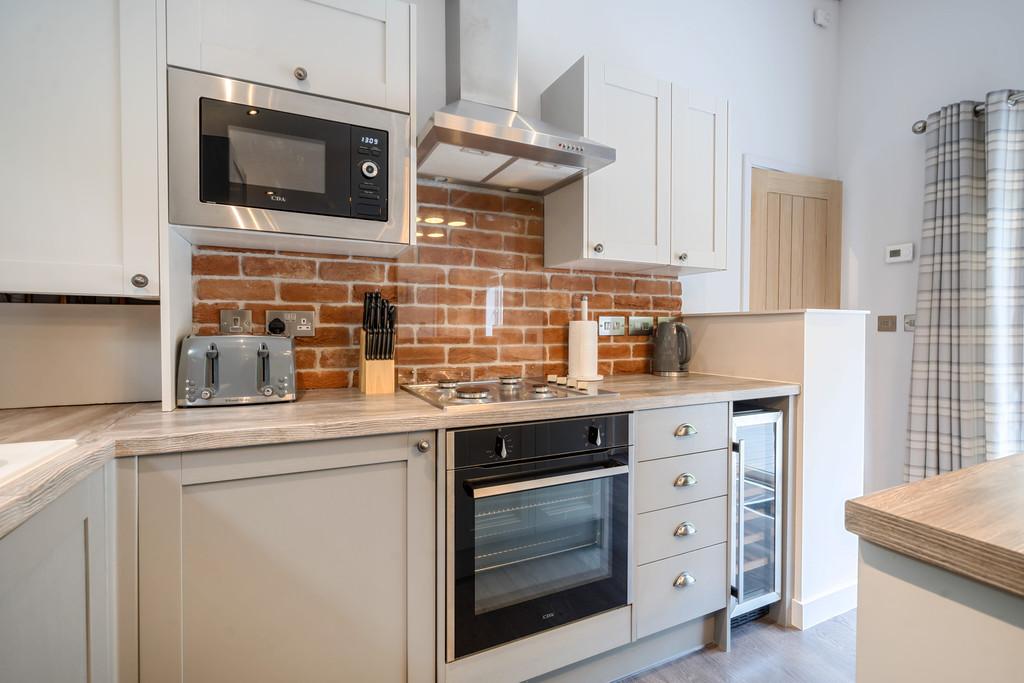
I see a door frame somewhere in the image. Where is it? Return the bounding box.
[740,155,838,311]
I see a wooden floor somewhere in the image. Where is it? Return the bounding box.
[621,610,857,683]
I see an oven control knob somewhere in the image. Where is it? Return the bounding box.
[587,425,602,447]
[361,160,380,179]
[495,435,509,459]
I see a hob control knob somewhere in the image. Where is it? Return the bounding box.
[360,160,380,178]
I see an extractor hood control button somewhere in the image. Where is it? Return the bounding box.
[360,160,380,178]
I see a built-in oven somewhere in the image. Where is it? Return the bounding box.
[447,414,630,661]
[168,67,410,244]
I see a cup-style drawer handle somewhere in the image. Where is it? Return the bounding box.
[673,572,696,588]
[674,522,696,537]
[674,423,698,437]
[673,473,697,487]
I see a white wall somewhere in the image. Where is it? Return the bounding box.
[837,0,1024,492]
[413,0,842,313]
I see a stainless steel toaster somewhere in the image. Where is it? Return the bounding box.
[176,335,296,407]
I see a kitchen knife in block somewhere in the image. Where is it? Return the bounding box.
[359,329,395,394]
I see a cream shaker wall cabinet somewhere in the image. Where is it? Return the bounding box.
[0,0,161,297]
[542,57,728,274]
[167,0,412,113]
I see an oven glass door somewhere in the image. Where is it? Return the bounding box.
[452,450,628,659]
[198,98,389,220]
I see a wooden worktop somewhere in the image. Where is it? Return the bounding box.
[845,454,1024,598]
[0,372,798,539]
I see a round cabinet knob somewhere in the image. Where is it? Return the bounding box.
[294,66,308,81]
[360,160,380,179]
[678,253,688,262]
[199,388,213,400]
[130,273,149,288]
[674,522,697,537]
[593,243,605,254]
[673,472,698,487]
[673,572,696,588]
[262,386,274,397]
[416,440,431,453]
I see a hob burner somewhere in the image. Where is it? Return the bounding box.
[499,376,522,385]
[437,379,458,389]
[456,388,491,400]
[532,385,552,394]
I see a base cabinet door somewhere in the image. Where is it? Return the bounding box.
[0,468,111,682]
[138,432,435,682]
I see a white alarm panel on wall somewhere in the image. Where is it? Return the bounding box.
[166,0,413,113]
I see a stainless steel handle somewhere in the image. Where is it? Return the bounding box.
[674,522,696,537]
[674,423,698,437]
[471,465,628,499]
[294,66,308,81]
[416,440,431,453]
[673,572,695,588]
[593,243,605,254]
[130,273,149,288]
[673,472,697,487]
[734,438,746,602]
[678,252,688,262]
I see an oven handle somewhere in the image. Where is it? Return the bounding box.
[469,464,629,499]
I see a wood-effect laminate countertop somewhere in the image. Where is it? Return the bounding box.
[845,453,1024,598]
[0,372,798,540]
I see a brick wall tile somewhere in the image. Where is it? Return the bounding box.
[503,196,543,216]
[417,184,449,205]
[475,213,528,234]
[243,256,316,279]
[196,279,276,301]
[418,245,472,266]
[193,254,239,276]
[448,346,498,364]
[319,261,386,282]
[550,274,594,291]
[475,251,525,270]
[450,189,503,212]
[390,264,446,284]
[280,283,348,303]
[449,268,500,287]
[449,229,503,250]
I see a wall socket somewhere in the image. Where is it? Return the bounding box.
[219,309,253,334]
[266,310,316,337]
[877,315,897,332]
[904,314,917,332]
[598,316,626,336]
[628,316,654,336]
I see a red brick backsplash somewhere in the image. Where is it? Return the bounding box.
[192,182,682,390]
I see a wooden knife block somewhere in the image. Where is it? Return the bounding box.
[358,329,395,395]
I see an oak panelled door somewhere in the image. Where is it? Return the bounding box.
[749,168,843,310]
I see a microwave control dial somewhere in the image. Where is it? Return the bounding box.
[360,160,380,179]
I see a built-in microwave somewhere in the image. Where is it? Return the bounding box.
[168,68,410,245]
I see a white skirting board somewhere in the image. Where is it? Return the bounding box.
[790,581,858,630]
[0,303,161,409]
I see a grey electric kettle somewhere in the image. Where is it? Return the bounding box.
[651,321,692,376]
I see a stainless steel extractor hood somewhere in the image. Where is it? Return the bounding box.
[417,0,615,195]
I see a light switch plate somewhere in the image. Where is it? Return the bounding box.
[266,310,316,337]
[904,314,917,332]
[877,315,897,332]
[219,309,252,334]
[628,316,654,336]
[598,316,626,336]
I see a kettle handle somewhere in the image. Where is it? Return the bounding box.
[675,322,691,369]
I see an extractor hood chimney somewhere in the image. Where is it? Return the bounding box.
[417,0,615,195]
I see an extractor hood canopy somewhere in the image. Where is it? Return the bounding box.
[417,0,615,195]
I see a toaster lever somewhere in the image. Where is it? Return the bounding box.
[204,343,219,397]
[257,343,271,392]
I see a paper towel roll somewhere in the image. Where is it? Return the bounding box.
[568,320,602,381]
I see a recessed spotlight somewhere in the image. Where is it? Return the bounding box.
[424,216,445,224]
[447,220,467,227]
[247,109,259,116]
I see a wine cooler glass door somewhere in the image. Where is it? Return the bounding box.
[732,410,782,615]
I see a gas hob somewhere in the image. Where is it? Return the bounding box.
[401,376,617,409]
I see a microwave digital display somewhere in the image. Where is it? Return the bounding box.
[198,98,388,222]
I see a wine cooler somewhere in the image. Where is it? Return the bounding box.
[731,407,782,617]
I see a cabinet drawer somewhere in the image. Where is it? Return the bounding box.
[636,496,727,565]
[635,542,727,639]
[636,450,728,513]
[636,403,728,461]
